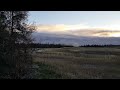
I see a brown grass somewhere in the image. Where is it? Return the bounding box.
[32,47,120,79]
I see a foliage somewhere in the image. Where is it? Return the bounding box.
[0,11,35,79]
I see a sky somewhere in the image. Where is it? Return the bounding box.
[28,11,120,37]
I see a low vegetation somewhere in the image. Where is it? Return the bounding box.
[27,47,120,79]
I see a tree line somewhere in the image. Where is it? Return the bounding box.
[28,43,73,48]
[16,43,120,48]
[80,44,120,47]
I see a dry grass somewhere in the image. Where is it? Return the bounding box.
[32,47,120,79]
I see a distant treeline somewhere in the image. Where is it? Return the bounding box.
[80,44,120,47]
[15,43,74,48]
[15,43,120,48]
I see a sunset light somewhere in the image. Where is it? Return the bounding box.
[109,33,120,37]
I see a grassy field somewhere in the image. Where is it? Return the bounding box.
[28,47,120,79]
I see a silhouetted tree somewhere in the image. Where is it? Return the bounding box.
[0,11,35,79]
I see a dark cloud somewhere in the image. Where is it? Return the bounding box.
[32,32,120,46]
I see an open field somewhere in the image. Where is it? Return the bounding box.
[28,47,120,79]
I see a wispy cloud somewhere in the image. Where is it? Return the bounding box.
[36,24,120,37]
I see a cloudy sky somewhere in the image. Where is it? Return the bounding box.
[28,11,120,45]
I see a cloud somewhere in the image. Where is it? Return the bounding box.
[36,24,91,32]
[32,32,120,46]
[87,30,120,37]
[36,24,120,37]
